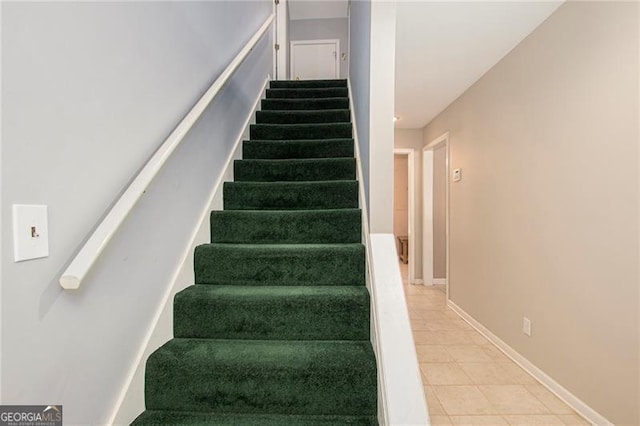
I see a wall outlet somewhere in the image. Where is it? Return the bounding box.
[452,168,462,182]
[523,317,532,337]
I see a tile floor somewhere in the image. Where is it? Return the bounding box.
[399,262,591,425]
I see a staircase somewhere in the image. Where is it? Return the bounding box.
[132,79,378,425]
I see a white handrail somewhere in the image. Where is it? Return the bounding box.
[59,13,275,290]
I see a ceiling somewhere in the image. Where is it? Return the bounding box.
[285,1,564,128]
[288,0,349,20]
[394,1,563,129]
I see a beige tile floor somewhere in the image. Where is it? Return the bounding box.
[399,262,591,426]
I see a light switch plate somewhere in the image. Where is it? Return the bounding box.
[13,204,49,262]
[453,168,462,182]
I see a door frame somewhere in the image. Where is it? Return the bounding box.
[393,148,418,285]
[423,132,450,297]
[290,39,340,80]
[274,0,288,80]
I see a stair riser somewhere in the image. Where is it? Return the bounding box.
[194,244,365,286]
[270,79,348,89]
[243,139,354,159]
[256,110,350,124]
[174,286,370,340]
[210,210,361,244]
[234,159,356,182]
[144,340,377,416]
[261,98,349,110]
[250,124,352,140]
[223,181,358,210]
[266,88,348,99]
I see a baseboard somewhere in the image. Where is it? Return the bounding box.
[412,279,424,285]
[432,278,446,285]
[108,76,269,426]
[447,300,611,426]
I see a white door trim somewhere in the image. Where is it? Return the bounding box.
[423,132,450,297]
[422,149,434,286]
[274,0,288,80]
[290,39,340,80]
[393,149,417,285]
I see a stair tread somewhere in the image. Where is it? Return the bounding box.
[178,283,369,298]
[258,110,351,115]
[194,243,365,286]
[211,207,361,214]
[256,109,350,124]
[224,180,358,210]
[246,137,353,143]
[210,208,361,244]
[148,338,376,373]
[225,179,357,185]
[270,79,348,89]
[261,98,349,110]
[266,87,348,99]
[174,285,370,340]
[144,339,377,415]
[243,139,354,159]
[234,158,356,182]
[198,242,364,249]
[250,123,352,140]
[252,122,351,128]
[236,158,353,164]
[133,411,376,426]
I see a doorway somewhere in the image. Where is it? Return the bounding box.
[290,39,340,80]
[423,132,449,295]
[393,149,417,285]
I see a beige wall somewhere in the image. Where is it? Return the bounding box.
[395,128,423,280]
[423,2,639,424]
[432,143,447,279]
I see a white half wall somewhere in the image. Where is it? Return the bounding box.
[368,1,396,233]
[369,234,430,425]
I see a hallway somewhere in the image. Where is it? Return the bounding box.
[400,264,590,425]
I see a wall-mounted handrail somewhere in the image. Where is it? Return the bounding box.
[59,13,275,290]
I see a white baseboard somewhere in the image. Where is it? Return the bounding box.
[447,300,611,426]
[412,279,424,285]
[109,77,269,426]
[432,278,447,285]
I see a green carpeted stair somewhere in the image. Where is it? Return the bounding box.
[132,79,377,425]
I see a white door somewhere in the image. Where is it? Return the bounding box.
[290,39,339,80]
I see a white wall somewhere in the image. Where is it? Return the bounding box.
[1,1,272,423]
[368,1,396,233]
[423,2,638,423]
[289,17,349,78]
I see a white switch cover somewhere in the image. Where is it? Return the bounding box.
[13,204,49,262]
[453,168,462,182]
